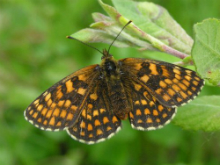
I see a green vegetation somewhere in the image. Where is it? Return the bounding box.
[1,0,220,165]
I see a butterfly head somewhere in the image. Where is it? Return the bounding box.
[100,49,120,77]
[101,49,113,60]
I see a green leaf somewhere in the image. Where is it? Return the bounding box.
[69,0,190,59]
[92,12,112,22]
[173,96,220,131]
[192,18,220,86]
[97,0,190,58]
[112,0,193,54]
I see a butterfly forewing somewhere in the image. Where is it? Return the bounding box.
[24,65,99,131]
[67,82,121,144]
[119,58,204,108]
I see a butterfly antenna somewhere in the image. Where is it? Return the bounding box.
[66,36,103,55]
[107,20,132,54]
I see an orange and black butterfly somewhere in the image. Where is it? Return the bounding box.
[24,21,204,144]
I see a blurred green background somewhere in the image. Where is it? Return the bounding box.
[1,0,220,165]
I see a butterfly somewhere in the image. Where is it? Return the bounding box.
[24,21,204,144]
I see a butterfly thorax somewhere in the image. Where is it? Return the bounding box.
[100,51,131,120]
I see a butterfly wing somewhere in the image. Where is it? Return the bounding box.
[67,81,121,144]
[119,58,204,108]
[126,79,176,130]
[24,64,100,131]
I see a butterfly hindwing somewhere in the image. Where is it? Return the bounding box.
[119,58,204,108]
[24,65,99,131]
[127,79,176,130]
[67,83,121,144]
